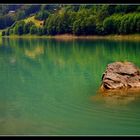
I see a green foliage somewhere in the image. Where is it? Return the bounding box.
[37,27,45,35]
[115,5,138,13]
[64,5,80,12]
[96,5,110,23]
[2,31,5,36]
[35,10,50,20]
[137,6,140,12]
[23,21,35,34]
[103,13,140,35]
[73,9,96,35]
[14,21,25,35]
[45,14,58,35]
[9,29,14,35]
[73,19,81,35]
[103,15,117,34]
[46,9,76,35]
[95,23,104,35]
[30,25,37,34]
[17,11,26,20]
[5,28,10,36]
[1,5,140,36]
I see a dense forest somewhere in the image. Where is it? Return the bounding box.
[0,4,140,36]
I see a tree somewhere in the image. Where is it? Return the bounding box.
[103,16,115,34]
[35,10,50,20]
[30,25,37,34]
[1,4,139,36]
[115,5,138,13]
[9,29,13,35]
[23,21,35,34]
[17,11,26,20]
[2,31,5,36]
[96,5,110,23]
[14,21,25,35]
[37,27,44,35]
[5,28,10,36]
[45,14,59,35]
[73,19,81,35]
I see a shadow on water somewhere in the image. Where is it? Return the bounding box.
[92,88,140,106]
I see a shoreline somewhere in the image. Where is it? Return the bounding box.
[1,34,140,41]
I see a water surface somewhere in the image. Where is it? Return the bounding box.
[0,38,140,135]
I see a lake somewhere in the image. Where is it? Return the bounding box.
[0,37,140,135]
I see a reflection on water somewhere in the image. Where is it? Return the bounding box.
[25,46,44,59]
[92,90,140,106]
[0,38,140,135]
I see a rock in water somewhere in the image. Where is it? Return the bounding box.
[100,62,140,93]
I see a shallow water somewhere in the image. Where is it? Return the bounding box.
[0,38,140,135]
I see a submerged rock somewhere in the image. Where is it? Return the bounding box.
[100,62,140,94]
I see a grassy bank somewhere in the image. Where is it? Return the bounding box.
[1,34,140,41]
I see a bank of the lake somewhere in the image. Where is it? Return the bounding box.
[1,34,140,41]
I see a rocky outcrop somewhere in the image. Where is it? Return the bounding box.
[100,62,140,94]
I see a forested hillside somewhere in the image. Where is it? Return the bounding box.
[1,4,140,36]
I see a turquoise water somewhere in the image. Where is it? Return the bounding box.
[0,38,140,135]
